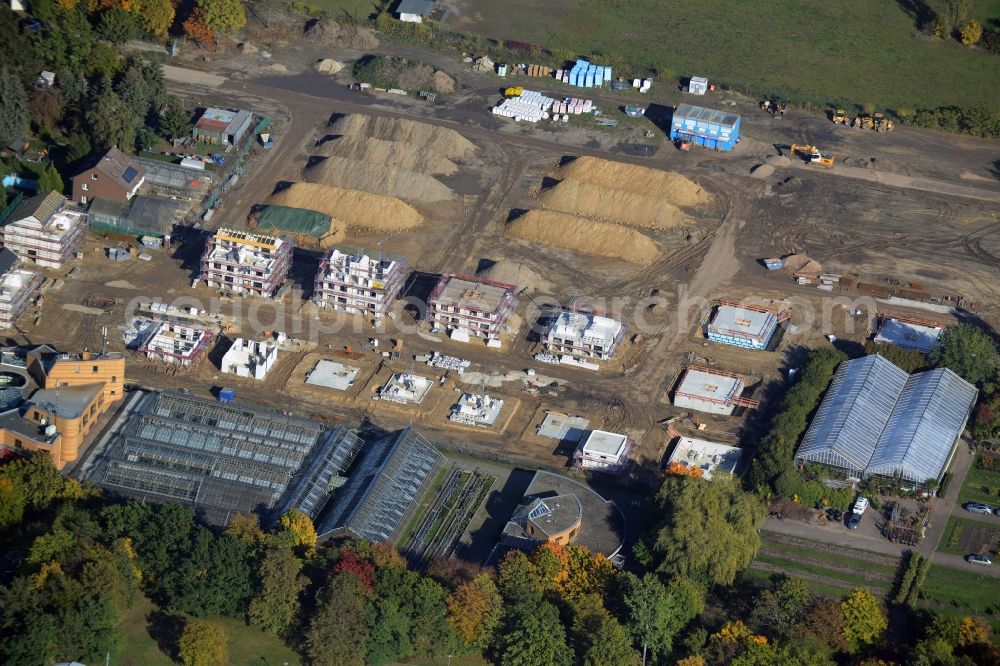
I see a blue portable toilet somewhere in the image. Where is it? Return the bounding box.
[219,387,235,403]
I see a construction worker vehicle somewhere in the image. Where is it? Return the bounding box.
[852,114,875,130]
[831,108,850,124]
[873,112,894,132]
[789,144,834,167]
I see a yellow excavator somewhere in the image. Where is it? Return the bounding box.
[789,144,834,167]
[831,108,850,124]
[852,114,875,130]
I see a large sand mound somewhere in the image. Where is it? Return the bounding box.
[555,156,711,207]
[303,19,379,50]
[329,115,476,160]
[477,259,553,294]
[269,183,425,232]
[508,210,658,263]
[315,135,459,176]
[304,155,453,203]
[538,178,689,230]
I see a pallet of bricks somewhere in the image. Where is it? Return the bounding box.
[526,64,551,77]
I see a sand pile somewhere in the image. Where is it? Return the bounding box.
[783,253,822,274]
[750,164,775,178]
[508,210,658,263]
[314,59,344,75]
[269,183,425,232]
[477,259,554,294]
[432,70,455,93]
[329,115,476,160]
[304,156,453,203]
[554,156,711,207]
[397,63,435,90]
[766,155,792,167]
[303,19,379,50]
[316,135,459,176]
[538,178,688,230]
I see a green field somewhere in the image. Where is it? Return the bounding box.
[959,455,1000,505]
[919,565,1000,632]
[443,0,1000,111]
[305,0,384,20]
[118,596,300,666]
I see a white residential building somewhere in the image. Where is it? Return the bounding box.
[573,429,632,474]
[221,338,278,380]
[0,248,42,328]
[543,309,624,361]
[450,393,504,427]
[673,366,758,415]
[1,192,87,269]
[139,321,211,367]
[666,437,742,479]
[314,250,407,319]
[377,372,432,405]
[199,229,293,298]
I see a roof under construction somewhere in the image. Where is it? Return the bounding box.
[431,274,517,313]
[85,391,333,525]
[795,355,977,483]
[317,426,445,543]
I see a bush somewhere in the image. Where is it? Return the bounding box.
[893,552,923,605]
[909,106,1000,138]
[946,521,962,548]
[983,28,1000,55]
[863,341,927,373]
[936,471,951,498]
[976,452,1000,472]
[959,20,983,46]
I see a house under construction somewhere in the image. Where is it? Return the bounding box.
[427,274,518,341]
[138,320,212,367]
[314,249,407,319]
[450,393,504,427]
[706,301,787,350]
[673,365,758,415]
[199,228,292,298]
[0,248,42,329]
[86,390,361,526]
[542,307,625,361]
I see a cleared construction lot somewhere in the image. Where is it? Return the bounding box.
[12,63,1000,482]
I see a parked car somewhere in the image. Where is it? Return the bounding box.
[965,503,994,515]
[966,554,992,566]
[846,512,863,529]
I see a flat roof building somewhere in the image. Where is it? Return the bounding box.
[193,107,253,146]
[317,426,446,543]
[314,249,407,320]
[670,103,741,151]
[86,391,344,525]
[537,411,590,443]
[427,273,518,340]
[543,308,625,361]
[873,315,945,353]
[221,338,278,380]
[0,248,41,329]
[573,429,632,474]
[449,393,504,427]
[673,366,757,415]
[501,470,624,559]
[200,228,293,299]
[794,355,977,485]
[2,191,87,269]
[666,437,742,479]
[707,302,786,350]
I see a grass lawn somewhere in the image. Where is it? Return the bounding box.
[743,566,853,601]
[760,539,899,577]
[958,456,1000,505]
[755,553,892,591]
[446,0,1000,110]
[117,595,300,666]
[306,0,384,20]
[919,565,1000,632]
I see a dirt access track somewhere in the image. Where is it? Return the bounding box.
[38,37,998,476]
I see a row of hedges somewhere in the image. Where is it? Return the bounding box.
[746,347,847,495]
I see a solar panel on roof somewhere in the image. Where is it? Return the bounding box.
[122,166,139,184]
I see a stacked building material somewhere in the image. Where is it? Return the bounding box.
[492,89,556,122]
[551,98,593,115]
[426,351,471,373]
[563,60,612,88]
[526,64,551,77]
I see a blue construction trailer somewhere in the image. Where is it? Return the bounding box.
[669,103,741,151]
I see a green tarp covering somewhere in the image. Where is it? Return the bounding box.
[256,205,331,238]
